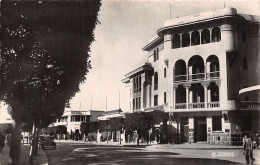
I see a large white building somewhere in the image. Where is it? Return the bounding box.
[53,108,104,135]
[122,8,260,144]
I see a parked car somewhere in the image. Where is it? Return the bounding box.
[39,135,56,150]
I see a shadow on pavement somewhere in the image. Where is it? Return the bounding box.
[45,144,241,165]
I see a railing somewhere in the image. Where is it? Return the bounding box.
[240,101,260,110]
[174,71,220,84]
[175,103,187,109]
[174,75,187,83]
[188,73,205,81]
[188,102,205,109]
[207,102,220,108]
[207,71,220,80]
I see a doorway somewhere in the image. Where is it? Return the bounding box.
[180,117,189,143]
[195,117,207,142]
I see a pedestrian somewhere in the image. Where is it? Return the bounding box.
[254,133,259,149]
[7,134,11,147]
[243,134,255,164]
[0,131,5,152]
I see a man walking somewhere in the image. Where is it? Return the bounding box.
[244,134,255,164]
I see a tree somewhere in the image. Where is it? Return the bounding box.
[125,112,154,145]
[110,118,125,144]
[80,123,90,136]
[98,120,111,143]
[0,1,101,164]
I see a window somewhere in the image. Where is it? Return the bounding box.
[153,48,159,61]
[133,97,141,110]
[212,116,222,131]
[182,32,190,47]
[164,68,167,78]
[243,58,248,70]
[133,76,141,93]
[154,72,158,90]
[172,34,180,49]
[164,92,167,103]
[211,27,221,42]
[154,95,158,106]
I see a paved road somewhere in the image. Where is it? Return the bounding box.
[44,141,249,165]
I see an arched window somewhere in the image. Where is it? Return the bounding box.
[182,32,190,47]
[164,68,167,78]
[212,27,221,42]
[201,29,210,44]
[154,72,158,90]
[191,31,200,46]
[172,34,180,49]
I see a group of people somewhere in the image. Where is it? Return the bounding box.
[242,134,258,164]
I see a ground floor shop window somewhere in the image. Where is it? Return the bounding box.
[212,116,222,131]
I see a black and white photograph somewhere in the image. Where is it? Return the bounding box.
[0,0,260,164]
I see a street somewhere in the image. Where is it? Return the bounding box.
[44,141,253,165]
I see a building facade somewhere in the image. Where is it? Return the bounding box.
[53,108,104,135]
[122,8,260,144]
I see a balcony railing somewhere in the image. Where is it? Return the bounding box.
[189,73,205,81]
[175,103,186,109]
[207,71,220,80]
[240,101,260,110]
[174,74,187,83]
[188,102,205,109]
[207,101,220,108]
[174,71,220,83]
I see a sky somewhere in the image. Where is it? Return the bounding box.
[1,0,260,123]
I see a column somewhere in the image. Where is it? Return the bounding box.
[189,66,192,81]
[186,67,189,82]
[188,117,194,143]
[202,82,210,108]
[180,33,183,48]
[130,79,134,110]
[209,28,212,43]
[188,32,192,46]
[207,117,212,143]
[173,85,178,109]
[206,62,211,80]
[168,66,174,110]
[216,80,221,107]
[184,84,191,109]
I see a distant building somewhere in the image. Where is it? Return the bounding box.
[122,8,260,144]
[53,109,104,135]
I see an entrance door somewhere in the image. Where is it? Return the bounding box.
[195,117,207,141]
[180,117,189,143]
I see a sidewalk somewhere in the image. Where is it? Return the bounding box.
[0,144,48,165]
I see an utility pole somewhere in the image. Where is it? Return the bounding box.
[119,91,120,109]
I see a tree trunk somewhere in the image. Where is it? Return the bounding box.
[9,120,22,165]
[137,133,139,146]
[119,131,121,145]
[29,123,36,165]
[106,130,108,143]
[34,126,40,156]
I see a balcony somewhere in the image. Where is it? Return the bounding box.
[188,102,205,109]
[174,101,220,110]
[240,101,260,110]
[207,101,220,108]
[175,103,186,109]
[174,71,220,83]
[188,73,205,81]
